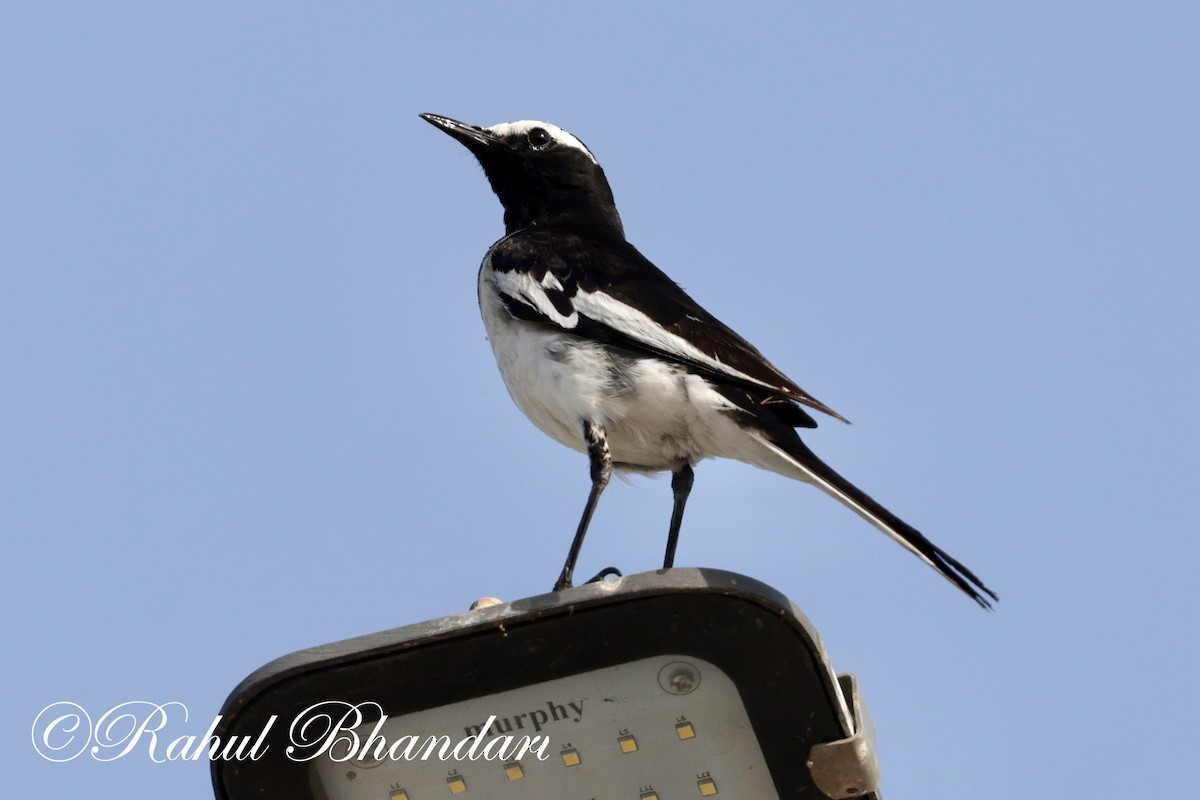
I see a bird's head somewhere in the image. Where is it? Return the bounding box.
[421,114,624,240]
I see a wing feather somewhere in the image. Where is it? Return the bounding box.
[485,230,847,424]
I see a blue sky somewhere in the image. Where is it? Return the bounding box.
[3,3,1197,798]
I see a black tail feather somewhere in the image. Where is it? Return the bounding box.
[783,433,999,609]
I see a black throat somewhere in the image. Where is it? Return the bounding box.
[486,159,626,242]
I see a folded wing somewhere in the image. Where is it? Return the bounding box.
[487,230,847,425]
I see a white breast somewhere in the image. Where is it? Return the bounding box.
[478,263,742,472]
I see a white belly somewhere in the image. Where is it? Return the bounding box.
[478,269,736,473]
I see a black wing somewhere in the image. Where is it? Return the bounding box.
[486,229,847,425]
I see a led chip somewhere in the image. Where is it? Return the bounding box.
[446,774,467,793]
[389,791,409,800]
[676,721,696,739]
[504,761,524,780]
[639,792,659,800]
[618,734,638,753]
[561,747,581,766]
[698,777,718,795]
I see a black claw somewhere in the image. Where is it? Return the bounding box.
[585,566,622,583]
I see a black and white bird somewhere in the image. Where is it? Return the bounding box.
[421,113,997,608]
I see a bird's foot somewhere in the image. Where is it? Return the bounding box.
[553,569,573,592]
[585,566,622,583]
[553,565,622,592]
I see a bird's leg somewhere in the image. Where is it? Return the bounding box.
[662,463,694,569]
[554,421,611,591]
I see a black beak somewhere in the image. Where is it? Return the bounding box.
[419,113,508,154]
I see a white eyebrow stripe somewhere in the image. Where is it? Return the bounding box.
[485,120,598,165]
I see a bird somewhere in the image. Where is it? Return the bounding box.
[420,113,998,608]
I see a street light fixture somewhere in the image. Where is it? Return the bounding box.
[211,568,880,799]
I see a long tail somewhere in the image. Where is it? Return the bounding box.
[758,431,999,609]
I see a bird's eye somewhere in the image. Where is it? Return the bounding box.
[527,127,553,149]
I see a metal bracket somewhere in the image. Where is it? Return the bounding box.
[807,673,882,798]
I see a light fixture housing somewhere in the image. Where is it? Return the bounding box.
[211,568,880,799]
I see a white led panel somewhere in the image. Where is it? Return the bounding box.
[313,654,778,799]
